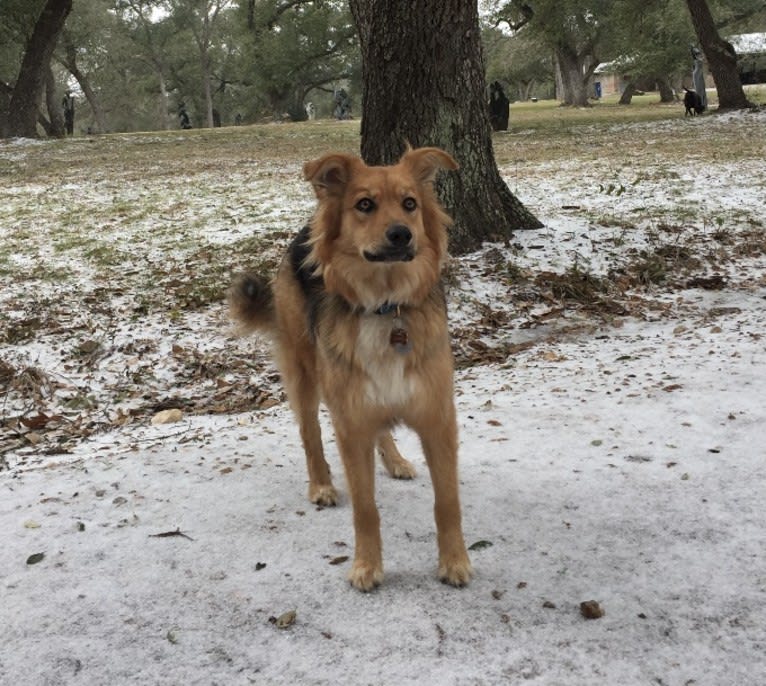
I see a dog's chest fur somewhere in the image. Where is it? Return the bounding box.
[355,315,414,407]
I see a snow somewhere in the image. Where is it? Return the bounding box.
[728,33,766,56]
[2,111,766,685]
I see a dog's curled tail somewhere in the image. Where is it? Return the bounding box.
[228,273,275,334]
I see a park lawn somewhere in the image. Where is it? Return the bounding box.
[1,101,765,686]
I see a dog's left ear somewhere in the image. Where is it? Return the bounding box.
[303,154,356,198]
[401,147,459,184]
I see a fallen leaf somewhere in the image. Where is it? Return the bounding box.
[270,610,297,629]
[663,384,683,392]
[19,414,51,430]
[468,540,493,551]
[77,340,100,355]
[580,600,605,619]
[26,552,45,565]
[149,528,194,541]
[151,409,183,425]
[25,432,42,445]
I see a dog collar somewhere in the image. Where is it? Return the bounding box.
[374,302,400,315]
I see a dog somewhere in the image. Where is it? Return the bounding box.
[229,147,473,591]
[683,87,704,116]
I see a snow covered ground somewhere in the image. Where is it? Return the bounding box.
[2,110,766,685]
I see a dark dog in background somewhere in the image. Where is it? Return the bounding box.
[684,87,705,116]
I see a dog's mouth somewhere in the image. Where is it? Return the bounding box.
[363,248,415,263]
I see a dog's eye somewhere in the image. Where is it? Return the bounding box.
[355,198,375,213]
[402,197,417,212]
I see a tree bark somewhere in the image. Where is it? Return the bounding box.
[44,65,65,137]
[656,77,676,103]
[618,82,637,105]
[4,0,72,138]
[157,71,172,130]
[554,46,592,107]
[349,0,541,255]
[683,0,754,110]
[60,34,108,133]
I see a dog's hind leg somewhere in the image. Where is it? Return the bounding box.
[377,431,416,480]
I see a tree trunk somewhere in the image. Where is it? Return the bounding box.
[656,77,676,103]
[618,82,637,105]
[5,0,73,138]
[683,0,754,110]
[554,46,591,107]
[0,81,12,133]
[44,66,65,137]
[348,0,541,255]
[201,55,215,128]
[60,34,108,133]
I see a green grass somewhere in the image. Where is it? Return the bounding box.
[1,97,764,327]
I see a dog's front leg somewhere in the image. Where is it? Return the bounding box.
[417,412,473,587]
[335,428,383,591]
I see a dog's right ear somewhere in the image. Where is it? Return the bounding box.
[303,154,355,198]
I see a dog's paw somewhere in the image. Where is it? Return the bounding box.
[348,560,384,592]
[309,484,339,507]
[386,458,417,480]
[438,556,474,588]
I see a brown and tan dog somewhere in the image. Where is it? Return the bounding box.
[229,147,472,591]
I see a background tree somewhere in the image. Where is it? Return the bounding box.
[118,0,177,130]
[602,0,693,105]
[43,64,66,135]
[494,0,613,107]
[684,0,755,108]
[349,0,541,255]
[242,0,358,120]
[483,24,553,101]
[56,0,123,133]
[3,0,764,137]
[169,0,233,128]
[3,0,72,138]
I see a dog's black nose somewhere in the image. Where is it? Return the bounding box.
[386,224,412,248]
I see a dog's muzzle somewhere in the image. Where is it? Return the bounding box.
[363,224,415,262]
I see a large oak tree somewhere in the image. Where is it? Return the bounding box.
[4,0,72,138]
[348,0,542,255]
[684,0,755,109]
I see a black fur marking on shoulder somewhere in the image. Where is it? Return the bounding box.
[289,226,326,337]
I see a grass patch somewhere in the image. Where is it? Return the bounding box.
[1,103,764,336]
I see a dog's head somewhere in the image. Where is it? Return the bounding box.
[303,147,458,310]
